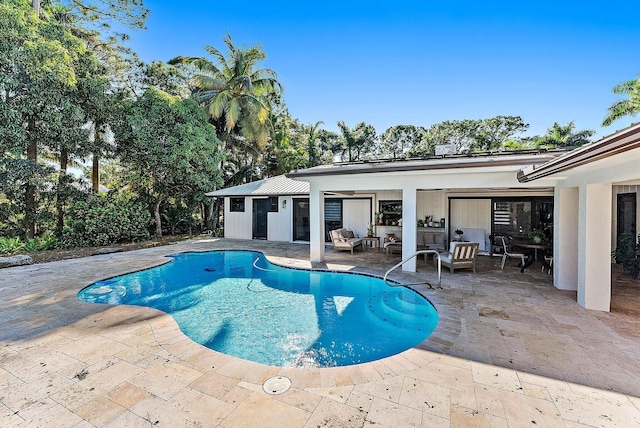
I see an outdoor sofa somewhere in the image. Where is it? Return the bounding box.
[329,228,363,254]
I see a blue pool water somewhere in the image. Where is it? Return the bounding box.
[78,250,438,367]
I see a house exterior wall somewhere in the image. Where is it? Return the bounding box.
[223,196,252,240]
[342,199,371,238]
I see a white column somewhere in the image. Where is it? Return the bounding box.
[577,183,612,311]
[402,185,418,272]
[554,186,578,290]
[309,184,325,263]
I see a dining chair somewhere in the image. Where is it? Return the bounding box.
[543,255,553,274]
[499,236,526,271]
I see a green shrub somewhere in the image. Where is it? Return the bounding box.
[0,236,25,255]
[61,193,151,248]
[0,234,59,255]
[613,232,640,279]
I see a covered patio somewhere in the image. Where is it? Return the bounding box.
[289,123,640,312]
[288,151,562,276]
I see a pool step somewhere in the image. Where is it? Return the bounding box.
[366,292,436,333]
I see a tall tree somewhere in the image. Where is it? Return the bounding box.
[472,116,529,151]
[378,125,426,159]
[51,0,148,30]
[112,87,224,237]
[533,121,594,148]
[170,33,282,150]
[305,120,325,166]
[410,119,479,155]
[1,1,92,237]
[602,73,640,126]
[336,121,377,162]
[170,34,283,230]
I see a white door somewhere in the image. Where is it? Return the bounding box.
[343,199,372,238]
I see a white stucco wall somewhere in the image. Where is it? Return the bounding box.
[223,196,252,240]
[267,196,292,241]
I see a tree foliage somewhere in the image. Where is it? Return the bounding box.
[378,125,426,159]
[532,121,594,148]
[61,192,150,247]
[1,0,101,236]
[112,87,224,237]
[602,72,640,126]
[472,116,529,151]
[170,33,282,149]
[336,121,377,162]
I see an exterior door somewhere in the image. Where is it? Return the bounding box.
[252,199,268,240]
[293,198,310,241]
[617,193,637,242]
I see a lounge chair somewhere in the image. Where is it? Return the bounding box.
[440,242,479,273]
[329,228,363,254]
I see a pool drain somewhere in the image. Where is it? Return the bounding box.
[262,376,291,395]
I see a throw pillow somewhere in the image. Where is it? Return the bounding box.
[345,230,355,239]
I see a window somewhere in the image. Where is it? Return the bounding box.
[492,197,553,238]
[379,200,402,224]
[230,197,245,212]
[325,200,343,237]
[268,196,279,212]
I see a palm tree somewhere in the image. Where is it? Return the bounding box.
[336,121,377,162]
[170,33,282,151]
[533,122,594,148]
[602,74,640,126]
[306,120,324,166]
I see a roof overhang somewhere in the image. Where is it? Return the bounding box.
[517,122,640,183]
[287,150,567,179]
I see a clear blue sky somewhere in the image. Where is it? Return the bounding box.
[125,0,640,139]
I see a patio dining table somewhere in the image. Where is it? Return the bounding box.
[512,240,552,273]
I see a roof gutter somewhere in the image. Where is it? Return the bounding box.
[518,122,640,183]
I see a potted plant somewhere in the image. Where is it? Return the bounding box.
[367,223,375,237]
[454,228,464,241]
[528,229,544,244]
[375,212,384,225]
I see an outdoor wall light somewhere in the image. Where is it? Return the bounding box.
[282,199,287,208]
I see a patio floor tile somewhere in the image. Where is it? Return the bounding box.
[1,238,639,427]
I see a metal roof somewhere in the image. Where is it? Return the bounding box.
[205,174,310,197]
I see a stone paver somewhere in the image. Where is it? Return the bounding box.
[1,238,639,427]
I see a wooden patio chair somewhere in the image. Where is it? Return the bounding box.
[440,242,480,273]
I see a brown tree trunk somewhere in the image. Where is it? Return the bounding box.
[56,149,69,234]
[92,124,101,192]
[92,153,100,192]
[201,201,208,231]
[154,198,163,237]
[210,198,222,231]
[25,120,37,239]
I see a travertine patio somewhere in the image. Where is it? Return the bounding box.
[1,237,639,427]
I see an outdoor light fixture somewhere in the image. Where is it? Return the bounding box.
[282,199,287,208]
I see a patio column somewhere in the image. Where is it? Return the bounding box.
[577,182,612,311]
[309,185,325,263]
[401,185,418,272]
[554,186,578,290]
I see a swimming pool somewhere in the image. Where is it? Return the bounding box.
[78,250,438,367]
